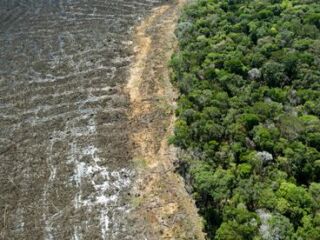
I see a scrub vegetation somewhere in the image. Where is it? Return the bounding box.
[170,0,320,239]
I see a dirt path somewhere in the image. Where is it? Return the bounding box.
[126,0,206,239]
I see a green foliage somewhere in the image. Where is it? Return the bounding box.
[215,204,259,240]
[171,0,320,238]
[253,125,279,152]
[239,114,260,130]
[267,214,294,240]
[295,215,320,240]
[276,182,313,223]
[262,61,287,87]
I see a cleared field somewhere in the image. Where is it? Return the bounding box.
[0,0,164,239]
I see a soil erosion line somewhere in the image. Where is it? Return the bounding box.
[126,0,206,239]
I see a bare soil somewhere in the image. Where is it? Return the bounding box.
[0,1,167,239]
[0,0,204,239]
[126,1,206,239]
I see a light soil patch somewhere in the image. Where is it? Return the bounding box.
[126,0,206,239]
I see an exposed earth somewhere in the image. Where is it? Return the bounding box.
[126,1,205,239]
[0,0,204,239]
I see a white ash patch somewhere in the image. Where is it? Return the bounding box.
[67,115,134,240]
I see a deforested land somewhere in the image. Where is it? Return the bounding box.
[0,0,204,239]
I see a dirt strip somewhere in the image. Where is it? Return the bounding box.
[126,0,206,239]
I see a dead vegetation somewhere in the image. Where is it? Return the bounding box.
[126,1,206,239]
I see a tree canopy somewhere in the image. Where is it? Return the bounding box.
[170,0,320,238]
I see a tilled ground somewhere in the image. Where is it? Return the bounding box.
[0,1,166,239]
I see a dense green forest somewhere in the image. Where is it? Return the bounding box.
[170,0,320,239]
